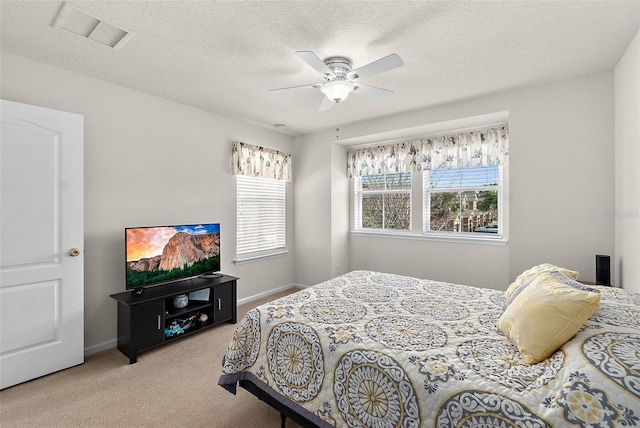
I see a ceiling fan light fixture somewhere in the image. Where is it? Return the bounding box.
[271,51,403,111]
[321,80,354,103]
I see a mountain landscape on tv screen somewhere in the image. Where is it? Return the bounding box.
[127,232,220,286]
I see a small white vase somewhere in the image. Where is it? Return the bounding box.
[173,294,188,309]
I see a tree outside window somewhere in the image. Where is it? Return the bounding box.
[356,173,411,231]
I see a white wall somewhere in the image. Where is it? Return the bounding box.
[292,133,333,286]
[331,143,350,277]
[296,72,615,290]
[615,28,640,293]
[1,52,296,350]
[507,73,615,286]
[292,132,351,285]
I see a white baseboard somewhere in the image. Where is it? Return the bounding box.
[236,282,305,306]
[87,283,306,356]
[85,338,117,357]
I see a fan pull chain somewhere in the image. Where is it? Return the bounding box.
[335,107,340,139]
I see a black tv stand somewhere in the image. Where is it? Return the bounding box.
[110,274,237,364]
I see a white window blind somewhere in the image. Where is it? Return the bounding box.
[236,175,286,262]
[428,165,499,189]
[423,165,502,236]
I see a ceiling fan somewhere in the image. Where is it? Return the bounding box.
[270,51,404,111]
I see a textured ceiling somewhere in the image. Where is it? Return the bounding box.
[1,1,639,136]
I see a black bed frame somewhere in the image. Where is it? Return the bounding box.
[239,380,325,428]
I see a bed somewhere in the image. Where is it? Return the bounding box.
[218,270,640,427]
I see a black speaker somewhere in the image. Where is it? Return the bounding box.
[595,254,610,286]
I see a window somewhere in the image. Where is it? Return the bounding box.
[348,124,508,242]
[354,173,411,231]
[424,165,501,236]
[236,175,286,262]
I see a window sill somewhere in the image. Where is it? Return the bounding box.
[350,230,508,246]
[234,249,290,265]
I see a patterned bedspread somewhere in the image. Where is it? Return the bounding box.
[218,270,640,427]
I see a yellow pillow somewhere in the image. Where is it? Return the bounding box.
[497,271,600,364]
[505,263,579,299]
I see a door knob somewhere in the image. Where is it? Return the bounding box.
[68,248,81,257]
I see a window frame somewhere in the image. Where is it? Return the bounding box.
[353,172,413,232]
[351,168,507,245]
[423,165,503,239]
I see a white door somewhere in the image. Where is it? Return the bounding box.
[0,99,84,389]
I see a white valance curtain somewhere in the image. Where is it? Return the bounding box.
[231,141,292,182]
[347,126,509,178]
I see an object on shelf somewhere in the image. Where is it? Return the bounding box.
[173,294,188,309]
[165,313,199,337]
[189,288,210,302]
[164,321,184,338]
[181,314,197,330]
[175,314,198,331]
[199,312,209,324]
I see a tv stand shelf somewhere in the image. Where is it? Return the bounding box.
[110,274,237,364]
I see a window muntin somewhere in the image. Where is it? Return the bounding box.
[236,175,286,261]
[354,173,411,231]
[424,165,501,236]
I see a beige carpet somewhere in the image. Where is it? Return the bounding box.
[0,289,304,428]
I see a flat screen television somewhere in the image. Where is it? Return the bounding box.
[125,223,220,292]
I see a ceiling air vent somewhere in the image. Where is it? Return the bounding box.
[52,2,134,50]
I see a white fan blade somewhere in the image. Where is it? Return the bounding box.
[270,83,321,93]
[319,96,334,111]
[347,53,404,80]
[352,83,394,98]
[296,51,335,78]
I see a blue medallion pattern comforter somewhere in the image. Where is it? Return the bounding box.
[218,270,640,427]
